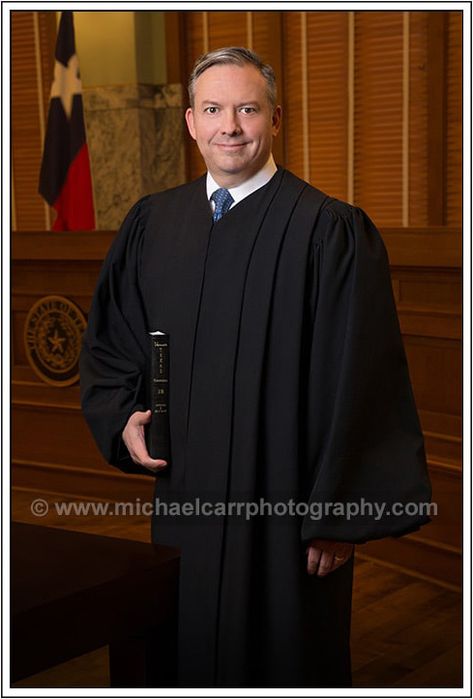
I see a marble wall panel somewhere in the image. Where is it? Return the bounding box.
[83,84,186,230]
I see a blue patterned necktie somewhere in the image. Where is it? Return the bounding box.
[211,188,234,222]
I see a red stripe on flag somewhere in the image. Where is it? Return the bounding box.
[52,143,96,231]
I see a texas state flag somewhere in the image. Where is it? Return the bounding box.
[39,11,95,230]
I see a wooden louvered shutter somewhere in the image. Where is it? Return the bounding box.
[306,12,349,201]
[252,11,285,167]
[283,11,350,201]
[252,11,278,61]
[282,12,306,183]
[182,12,206,181]
[446,11,462,227]
[12,11,47,230]
[12,11,55,230]
[354,12,404,226]
[207,11,247,49]
[409,11,429,226]
[180,9,461,229]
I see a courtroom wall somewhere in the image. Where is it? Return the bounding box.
[11,10,463,588]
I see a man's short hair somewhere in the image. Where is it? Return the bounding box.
[188,46,277,108]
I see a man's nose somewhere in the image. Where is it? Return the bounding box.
[221,110,242,135]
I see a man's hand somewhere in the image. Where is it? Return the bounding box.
[122,410,168,472]
[306,538,354,576]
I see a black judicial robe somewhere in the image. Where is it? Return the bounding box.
[80,167,432,688]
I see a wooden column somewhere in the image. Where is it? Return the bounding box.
[165,11,187,86]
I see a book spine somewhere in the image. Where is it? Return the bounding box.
[148,333,171,462]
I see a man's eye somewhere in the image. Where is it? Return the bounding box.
[204,106,219,114]
[240,107,256,114]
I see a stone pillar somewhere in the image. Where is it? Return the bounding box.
[73,11,186,229]
[83,84,185,230]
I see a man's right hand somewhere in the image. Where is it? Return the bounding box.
[122,410,168,472]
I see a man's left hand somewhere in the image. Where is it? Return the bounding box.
[306,538,354,576]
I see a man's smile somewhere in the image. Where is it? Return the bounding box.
[214,142,248,149]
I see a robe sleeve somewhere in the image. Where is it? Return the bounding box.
[79,196,155,477]
[301,201,432,544]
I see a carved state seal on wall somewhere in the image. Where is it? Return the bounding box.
[24,295,87,386]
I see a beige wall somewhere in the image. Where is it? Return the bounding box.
[58,11,167,87]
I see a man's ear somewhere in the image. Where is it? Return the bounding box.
[272,105,282,136]
[185,107,196,140]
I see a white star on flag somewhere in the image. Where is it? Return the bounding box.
[50,54,82,119]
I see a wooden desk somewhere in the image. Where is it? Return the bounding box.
[11,523,180,687]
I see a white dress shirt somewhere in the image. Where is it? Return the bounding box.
[206,155,277,213]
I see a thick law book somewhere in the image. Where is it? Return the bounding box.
[147,330,171,462]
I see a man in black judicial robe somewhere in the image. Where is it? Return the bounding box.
[80,47,432,688]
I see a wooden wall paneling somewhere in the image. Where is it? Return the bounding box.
[391,259,462,471]
[445,11,462,227]
[424,432,461,467]
[13,381,80,406]
[37,11,56,123]
[13,262,102,300]
[165,12,189,181]
[165,11,186,86]
[252,11,282,83]
[183,10,205,69]
[381,226,461,586]
[12,12,47,230]
[12,460,155,503]
[354,11,404,226]
[207,11,247,50]
[13,283,98,381]
[409,11,429,226]
[399,309,461,342]
[182,11,206,181]
[282,12,305,180]
[12,229,116,260]
[12,11,56,231]
[267,10,461,230]
[405,336,460,420]
[426,12,447,225]
[12,230,140,501]
[252,11,285,167]
[394,267,461,341]
[12,230,115,381]
[360,454,462,591]
[382,227,461,267]
[13,402,110,471]
[12,230,114,375]
[306,11,349,200]
[423,462,462,550]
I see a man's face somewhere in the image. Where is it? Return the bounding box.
[185,63,281,188]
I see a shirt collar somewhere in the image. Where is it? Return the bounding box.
[206,154,277,208]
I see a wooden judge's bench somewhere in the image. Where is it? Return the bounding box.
[12,230,155,504]
[11,227,461,592]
